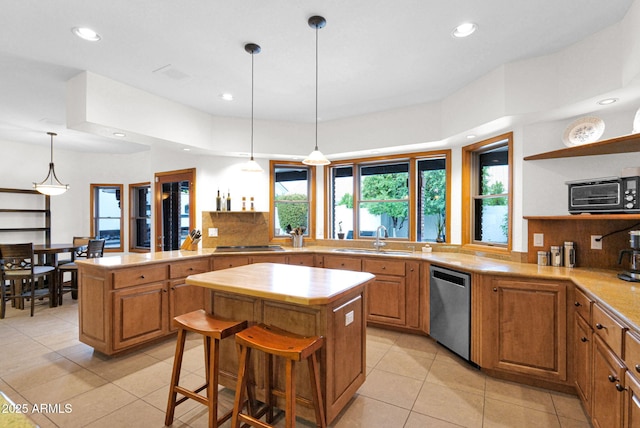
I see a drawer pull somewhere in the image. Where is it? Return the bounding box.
[608,375,617,383]
[574,301,581,307]
[140,275,145,279]
[616,383,626,392]
[382,266,386,270]
[636,365,640,373]
[596,323,605,330]
[580,337,588,342]
[493,288,497,292]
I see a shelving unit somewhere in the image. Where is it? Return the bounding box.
[0,188,51,245]
[523,133,640,161]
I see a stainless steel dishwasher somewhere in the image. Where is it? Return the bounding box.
[429,265,471,361]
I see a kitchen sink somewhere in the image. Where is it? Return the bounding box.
[331,248,412,256]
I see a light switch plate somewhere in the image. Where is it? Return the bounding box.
[533,233,544,247]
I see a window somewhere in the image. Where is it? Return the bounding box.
[91,184,124,252]
[462,132,512,250]
[129,182,151,252]
[359,162,409,238]
[327,151,450,242]
[270,161,315,238]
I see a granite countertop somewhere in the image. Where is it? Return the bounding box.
[77,245,639,332]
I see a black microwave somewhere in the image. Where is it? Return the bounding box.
[567,176,640,214]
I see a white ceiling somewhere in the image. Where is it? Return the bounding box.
[0,0,635,154]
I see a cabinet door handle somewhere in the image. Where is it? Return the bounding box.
[163,288,167,293]
[580,337,588,342]
[596,323,605,330]
[608,374,617,383]
[636,364,640,373]
[616,383,626,392]
[574,301,581,307]
[493,287,497,292]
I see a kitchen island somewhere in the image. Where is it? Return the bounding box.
[185,263,375,425]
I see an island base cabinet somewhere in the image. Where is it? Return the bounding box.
[208,286,366,425]
[113,282,168,351]
[479,276,568,385]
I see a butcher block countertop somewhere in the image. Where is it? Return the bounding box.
[78,246,638,330]
[186,262,375,305]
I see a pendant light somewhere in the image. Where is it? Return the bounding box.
[33,132,69,195]
[303,15,330,166]
[241,43,264,172]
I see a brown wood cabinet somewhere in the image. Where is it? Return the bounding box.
[78,257,210,355]
[573,287,594,416]
[479,276,568,383]
[363,259,420,329]
[592,334,625,428]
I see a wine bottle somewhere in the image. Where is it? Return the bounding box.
[226,190,232,211]
[216,189,221,211]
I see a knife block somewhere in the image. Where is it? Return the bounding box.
[180,235,201,251]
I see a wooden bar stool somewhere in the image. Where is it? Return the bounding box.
[231,323,326,428]
[165,309,247,428]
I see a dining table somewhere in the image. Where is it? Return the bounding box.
[33,243,83,307]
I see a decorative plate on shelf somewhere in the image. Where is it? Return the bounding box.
[633,107,640,134]
[562,116,605,147]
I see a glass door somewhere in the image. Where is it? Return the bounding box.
[154,169,195,251]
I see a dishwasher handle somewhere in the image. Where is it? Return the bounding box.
[431,267,469,287]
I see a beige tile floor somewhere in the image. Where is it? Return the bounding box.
[0,295,591,427]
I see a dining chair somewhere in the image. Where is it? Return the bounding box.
[0,243,56,318]
[58,239,105,304]
[57,236,94,266]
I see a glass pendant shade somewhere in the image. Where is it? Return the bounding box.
[242,158,263,172]
[33,132,69,195]
[303,148,330,165]
[241,43,263,173]
[304,15,330,166]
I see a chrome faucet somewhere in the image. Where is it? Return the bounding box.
[373,225,387,251]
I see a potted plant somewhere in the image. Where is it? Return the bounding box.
[337,221,345,239]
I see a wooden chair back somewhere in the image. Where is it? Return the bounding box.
[86,239,106,259]
[71,236,94,259]
[0,243,35,275]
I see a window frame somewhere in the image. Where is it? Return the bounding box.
[90,183,124,253]
[324,150,451,242]
[129,182,151,253]
[461,132,513,252]
[269,160,316,241]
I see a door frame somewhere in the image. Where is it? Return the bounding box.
[154,168,196,252]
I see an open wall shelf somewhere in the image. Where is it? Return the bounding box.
[523,133,640,161]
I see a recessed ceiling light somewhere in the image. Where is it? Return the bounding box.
[72,27,101,42]
[183,148,191,151]
[466,134,476,139]
[597,98,618,105]
[452,22,477,38]
[113,132,126,137]
[220,93,234,101]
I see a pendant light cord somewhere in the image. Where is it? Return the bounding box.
[314,24,319,151]
[251,51,255,160]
